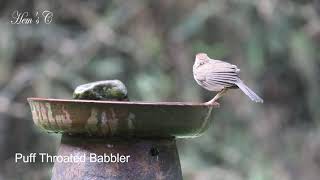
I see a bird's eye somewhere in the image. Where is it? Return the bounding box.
[200,62,204,65]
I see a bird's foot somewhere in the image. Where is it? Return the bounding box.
[204,100,220,108]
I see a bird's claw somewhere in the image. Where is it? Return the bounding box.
[204,101,220,108]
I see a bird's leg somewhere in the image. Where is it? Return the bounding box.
[205,88,228,106]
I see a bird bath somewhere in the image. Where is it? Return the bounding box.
[28,98,216,180]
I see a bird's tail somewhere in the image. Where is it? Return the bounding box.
[235,79,263,103]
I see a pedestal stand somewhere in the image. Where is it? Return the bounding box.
[52,135,182,180]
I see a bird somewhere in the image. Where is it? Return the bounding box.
[193,53,263,105]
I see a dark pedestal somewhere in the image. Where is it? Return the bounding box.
[51,135,182,180]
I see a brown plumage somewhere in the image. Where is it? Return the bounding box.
[193,53,263,105]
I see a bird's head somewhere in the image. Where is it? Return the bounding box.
[195,53,209,66]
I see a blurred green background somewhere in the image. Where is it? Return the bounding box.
[0,0,320,179]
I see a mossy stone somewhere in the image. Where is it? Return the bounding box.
[73,80,128,101]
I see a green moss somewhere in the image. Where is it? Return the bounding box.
[73,80,128,101]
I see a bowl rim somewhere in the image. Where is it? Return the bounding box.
[27,97,218,107]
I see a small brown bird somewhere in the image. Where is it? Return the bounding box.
[193,53,263,105]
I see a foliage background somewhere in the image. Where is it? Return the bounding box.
[0,0,320,179]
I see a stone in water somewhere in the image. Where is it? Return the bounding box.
[73,80,128,101]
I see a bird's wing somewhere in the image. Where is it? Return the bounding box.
[203,60,240,87]
[209,59,240,72]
